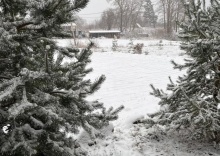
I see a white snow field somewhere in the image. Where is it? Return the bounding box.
[57,38,220,156]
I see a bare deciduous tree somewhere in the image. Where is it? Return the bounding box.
[107,0,127,32]
[100,9,115,30]
[156,0,184,35]
[107,0,144,32]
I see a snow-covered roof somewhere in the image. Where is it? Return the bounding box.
[61,23,76,27]
[89,30,121,33]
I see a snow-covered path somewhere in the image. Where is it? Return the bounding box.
[87,52,183,129]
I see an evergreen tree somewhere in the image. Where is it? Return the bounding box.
[112,35,118,51]
[128,38,134,53]
[0,0,123,155]
[143,0,157,28]
[147,0,220,143]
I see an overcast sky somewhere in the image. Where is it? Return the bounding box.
[78,0,111,23]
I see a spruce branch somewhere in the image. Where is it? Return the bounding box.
[45,50,49,73]
[89,75,106,94]
[0,76,11,80]
[180,87,200,110]
[0,77,22,103]
[50,90,68,95]
[52,0,63,12]
[16,22,34,31]
[73,0,89,12]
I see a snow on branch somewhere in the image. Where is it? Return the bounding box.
[0,77,22,102]
[20,68,48,80]
[8,87,37,118]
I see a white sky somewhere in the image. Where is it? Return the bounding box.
[78,0,111,23]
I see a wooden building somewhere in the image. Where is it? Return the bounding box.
[89,30,121,38]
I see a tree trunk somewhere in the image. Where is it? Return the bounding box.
[166,0,172,35]
[161,0,166,29]
[120,10,123,32]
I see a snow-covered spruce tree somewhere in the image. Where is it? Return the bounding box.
[146,0,220,143]
[0,0,123,155]
[128,39,134,53]
[143,0,157,28]
[112,35,118,51]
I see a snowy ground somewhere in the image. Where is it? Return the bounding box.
[57,38,220,156]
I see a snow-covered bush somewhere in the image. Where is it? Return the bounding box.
[158,40,163,50]
[133,43,144,54]
[112,36,118,51]
[145,0,220,143]
[0,0,123,155]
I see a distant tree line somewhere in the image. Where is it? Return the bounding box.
[83,0,185,37]
[157,0,185,35]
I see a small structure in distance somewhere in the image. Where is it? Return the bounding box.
[89,30,121,38]
[61,22,85,38]
[136,23,149,38]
